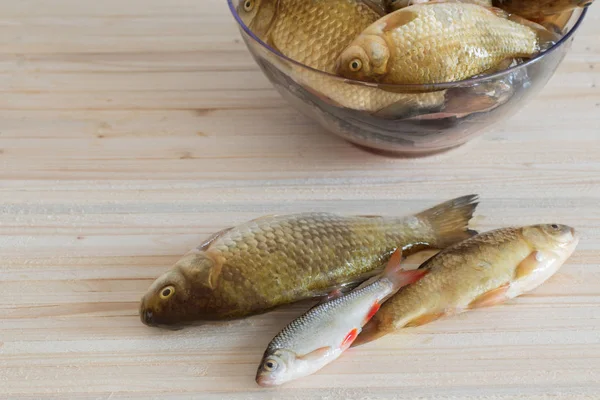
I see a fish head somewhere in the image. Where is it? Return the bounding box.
[139,251,218,327]
[336,34,390,82]
[237,0,278,39]
[256,346,336,387]
[256,348,299,387]
[522,224,580,256]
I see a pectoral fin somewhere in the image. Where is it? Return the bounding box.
[341,328,360,349]
[350,320,389,348]
[511,250,562,294]
[469,283,510,309]
[515,251,544,280]
[405,312,445,327]
[297,347,333,362]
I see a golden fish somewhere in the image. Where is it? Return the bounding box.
[294,70,447,115]
[493,0,593,19]
[336,3,549,85]
[387,0,492,12]
[352,224,580,346]
[139,195,479,327]
[238,0,384,74]
[239,0,446,115]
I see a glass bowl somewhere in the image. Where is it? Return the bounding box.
[228,1,588,156]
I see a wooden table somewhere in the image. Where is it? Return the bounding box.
[1,1,599,398]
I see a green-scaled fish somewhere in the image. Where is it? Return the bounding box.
[140,195,479,327]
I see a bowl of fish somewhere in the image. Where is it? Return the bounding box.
[228,0,591,156]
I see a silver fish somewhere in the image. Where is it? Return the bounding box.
[255,249,427,386]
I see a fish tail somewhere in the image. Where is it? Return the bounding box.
[383,249,429,290]
[504,11,562,51]
[485,6,561,51]
[416,194,479,248]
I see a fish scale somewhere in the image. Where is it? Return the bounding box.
[353,224,580,347]
[337,3,541,84]
[266,279,392,353]
[139,196,479,325]
[268,0,381,73]
[255,248,429,386]
[239,0,449,113]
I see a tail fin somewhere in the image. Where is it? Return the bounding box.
[382,249,428,290]
[506,12,562,51]
[486,6,561,51]
[416,195,479,248]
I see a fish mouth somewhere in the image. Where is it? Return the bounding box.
[570,228,581,247]
[140,307,157,326]
[255,375,278,388]
[139,308,186,330]
[567,227,581,247]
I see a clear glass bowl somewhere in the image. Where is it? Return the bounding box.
[228,1,588,156]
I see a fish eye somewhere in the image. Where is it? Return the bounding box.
[159,285,175,300]
[551,224,559,229]
[349,59,362,72]
[264,359,278,371]
[243,0,254,12]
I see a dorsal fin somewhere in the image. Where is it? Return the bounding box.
[383,9,419,33]
[484,5,510,19]
[197,227,234,251]
[250,214,277,222]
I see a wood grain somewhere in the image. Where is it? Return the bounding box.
[1,1,599,398]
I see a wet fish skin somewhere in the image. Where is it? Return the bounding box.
[352,224,580,347]
[256,249,427,387]
[139,195,479,327]
[493,0,594,19]
[238,0,383,74]
[238,0,446,115]
[336,3,543,85]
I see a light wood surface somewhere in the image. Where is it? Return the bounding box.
[1,1,599,399]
